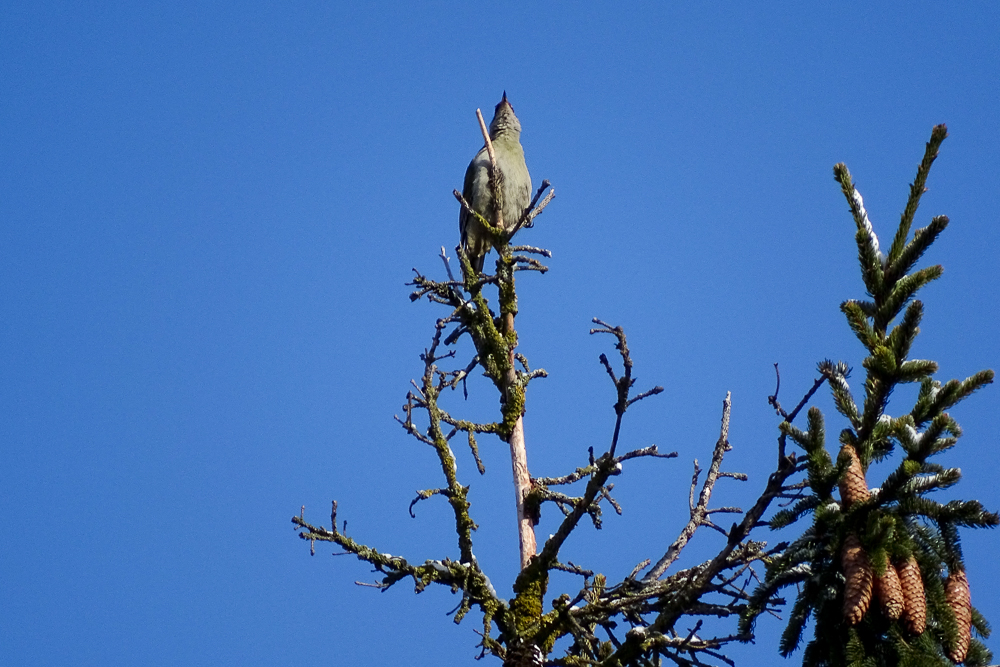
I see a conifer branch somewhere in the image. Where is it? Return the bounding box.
[835,163,885,297]
[745,125,997,667]
[887,123,948,268]
[887,215,949,285]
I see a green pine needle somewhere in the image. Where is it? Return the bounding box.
[887,216,949,285]
[886,300,924,363]
[874,265,943,332]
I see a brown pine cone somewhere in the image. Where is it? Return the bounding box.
[838,444,869,508]
[898,555,926,635]
[842,533,873,625]
[945,569,972,664]
[875,560,904,620]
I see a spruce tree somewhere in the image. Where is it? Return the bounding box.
[742,125,997,667]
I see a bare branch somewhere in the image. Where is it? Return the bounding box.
[628,559,652,580]
[510,179,555,236]
[646,392,733,581]
[521,185,555,230]
[627,385,664,407]
[409,488,449,517]
[439,245,455,282]
[552,561,594,578]
[511,244,553,257]
[475,108,496,171]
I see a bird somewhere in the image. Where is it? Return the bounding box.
[459,92,532,274]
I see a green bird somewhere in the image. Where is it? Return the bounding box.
[460,92,532,274]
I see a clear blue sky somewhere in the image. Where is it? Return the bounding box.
[3,3,999,665]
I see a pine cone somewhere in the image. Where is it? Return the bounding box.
[898,555,926,635]
[945,569,972,664]
[875,560,904,620]
[842,533,873,625]
[838,444,869,508]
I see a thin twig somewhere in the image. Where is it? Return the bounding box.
[768,363,783,417]
[440,246,455,282]
[511,244,553,257]
[475,108,504,233]
[645,392,732,581]
[476,108,496,171]
[510,180,554,237]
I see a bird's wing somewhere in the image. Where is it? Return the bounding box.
[459,152,481,241]
[459,148,490,238]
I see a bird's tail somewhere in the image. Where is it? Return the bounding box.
[470,251,486,275]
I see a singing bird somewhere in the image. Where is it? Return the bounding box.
[459,92,532,274]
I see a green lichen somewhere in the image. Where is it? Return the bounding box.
[510,567,548,641]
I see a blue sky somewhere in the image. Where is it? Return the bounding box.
[2,2,999,665]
